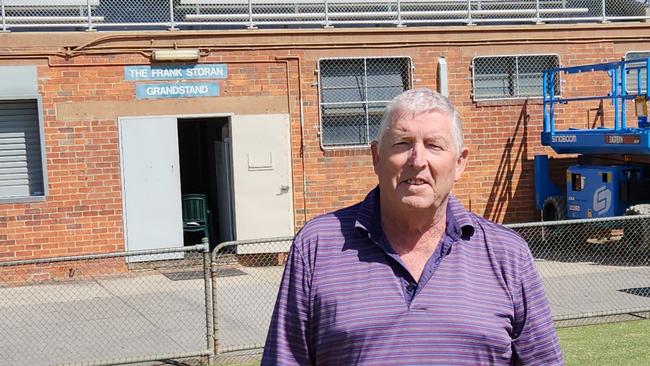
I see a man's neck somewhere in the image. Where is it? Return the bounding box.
[380,204,447,282]
[380,202,447,255]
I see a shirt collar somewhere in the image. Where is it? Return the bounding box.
[354,186,475,241]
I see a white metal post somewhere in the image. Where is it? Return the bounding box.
[1,0,6,32]
[86,0,94,31]
[169,0,178,30]
[396,0,404,27]
[601,0,609,23]
[248,0,256,29]
[324,0,332,28]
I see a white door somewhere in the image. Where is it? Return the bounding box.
[214,138,235,244]
[119,116,183,261]
[230,114,294,253]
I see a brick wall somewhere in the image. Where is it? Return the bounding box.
[0,25,649,261]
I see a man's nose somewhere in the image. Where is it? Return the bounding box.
[408,143,426,168]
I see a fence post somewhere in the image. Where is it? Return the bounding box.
[601,0,609,23]
[169,0,178,30]
[211,242,221,356]
[466,0,474,26]
[85,0,94,31]
[324,0,332,28]
[247,0,257,29]
[202,238,216,364]
[396,0,404,27]
[535,0,543,24]
[1,0,6,32]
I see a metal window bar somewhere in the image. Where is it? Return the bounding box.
[363,57,370,145]
[515,56,520,97]
[473,54,560,101]
[318,56,412,149]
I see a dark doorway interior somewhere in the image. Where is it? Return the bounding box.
[177,117,234,250]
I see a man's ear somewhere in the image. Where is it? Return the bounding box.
[371,141,380,175]
[454,146,469,181]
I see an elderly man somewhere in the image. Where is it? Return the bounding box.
[262,88,563,365]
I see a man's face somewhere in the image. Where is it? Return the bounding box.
[371,110,469,214]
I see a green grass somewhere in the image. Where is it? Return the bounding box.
[558,319,650,365]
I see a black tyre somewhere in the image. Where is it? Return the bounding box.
[542,195,567,221]
[541,196,567,259]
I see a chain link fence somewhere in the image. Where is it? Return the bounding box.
[210,237,292,365]
[510,215,650,326]
[2,218,650,365]
[0,244,212,366]
[1,0,648,31]
[206,217,650,364]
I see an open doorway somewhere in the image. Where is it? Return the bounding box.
[177,117,235,250]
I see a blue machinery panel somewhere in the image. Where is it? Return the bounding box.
[542,59,650,155]
[567,165,621,218]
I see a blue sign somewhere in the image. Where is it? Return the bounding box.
[135,82,219,99]
[125,64,227,81]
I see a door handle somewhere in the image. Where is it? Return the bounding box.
[279,185,290,195]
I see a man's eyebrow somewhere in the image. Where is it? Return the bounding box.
[426,136,447,142]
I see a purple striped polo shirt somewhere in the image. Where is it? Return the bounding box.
[262,188,563,365]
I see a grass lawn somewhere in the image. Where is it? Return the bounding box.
[558,319,650,365]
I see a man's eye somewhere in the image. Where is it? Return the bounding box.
[427,144,443,150]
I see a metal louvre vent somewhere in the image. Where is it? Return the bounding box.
[0,99,44,198]
[318,57,412,148]
[472,54,560,101]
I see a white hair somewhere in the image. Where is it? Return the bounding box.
[374,88,464,156]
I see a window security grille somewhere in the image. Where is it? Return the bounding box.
[472,55,560,101]
[625,51,650,94]
[0,99,45,199]
[318,57,412,148]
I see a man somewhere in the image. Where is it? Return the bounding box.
[262,88,563,365]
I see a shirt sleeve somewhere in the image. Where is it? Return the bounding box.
[261,237,313,365]
[511,247,564,365]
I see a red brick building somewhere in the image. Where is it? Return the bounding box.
[1,3,649,261]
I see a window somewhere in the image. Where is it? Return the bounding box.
[318,57,412,148]
[0,99,46,200]
[472,54,560,101]
[625,51,649,93]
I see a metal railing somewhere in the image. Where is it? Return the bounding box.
[2,215,650,365]
[0,0,648,32]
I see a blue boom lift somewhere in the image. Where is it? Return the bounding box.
[535,58,650,222]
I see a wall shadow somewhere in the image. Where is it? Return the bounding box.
[482,101,532,223]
